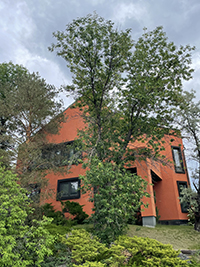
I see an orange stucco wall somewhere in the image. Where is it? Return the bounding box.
[41,105,190,223]
[139,135,189,222]
[41,105,93,216]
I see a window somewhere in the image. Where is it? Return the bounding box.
[177,181,188,213]
[57,178,80,200]
[126,167,137,175]
[172,146,185,173]
[42,141,82,167]
[27,183,41,203]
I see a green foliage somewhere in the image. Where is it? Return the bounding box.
[80,158,149,244]
[41,203,68,226]
[65,229,108,264]
[41,201,89,226]
[50,13,194,164]
[175,90,200,231]
[50,13,194,244]
[61,200,89,224]
[0,63,65,193]
[0,164,55,266]
[116,235,188,267]
[0,62,28,167]
[40,240,72,267]
[190,251,200,267]
[44,223,71,236]
[75,262,106,267]
[64,229,188,267]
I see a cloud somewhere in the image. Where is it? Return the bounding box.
[112,1,151,27]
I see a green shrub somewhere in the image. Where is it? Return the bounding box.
[65,229,108,264]
[190,250,200,267]
[61,200,89,224]
[40,241,72,267]
[0,165,55,266]
[75,262,106,267]
[64,229,189,267]
[116,235,189,267]
[41,203,68,225]
[45,223,72,236]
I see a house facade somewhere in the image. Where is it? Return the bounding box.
[41,105,190,227]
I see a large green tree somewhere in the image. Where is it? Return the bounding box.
[0,63,64,191]
[50,13,194,242]
[0,62,28,166]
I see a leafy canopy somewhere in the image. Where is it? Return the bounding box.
[175,90,200,231]
[0,63,66,192]
[50,13,194,242]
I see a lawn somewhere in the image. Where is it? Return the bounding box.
[47,223,200,250]
[127,224,200,250]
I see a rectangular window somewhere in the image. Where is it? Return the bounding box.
[57,178,80,200]
[42,141,82,167]
[177,181,188,213]
[27,183,41,203]
[172,146,185,173]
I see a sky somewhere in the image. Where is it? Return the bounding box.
[1,0,200,107]
[1,0,200,174]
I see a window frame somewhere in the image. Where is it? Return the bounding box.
[57,177,80,200]
[177,181,188,213]
[42,141,82,167]
[171,146,185,173]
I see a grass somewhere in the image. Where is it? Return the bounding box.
[127,224,200,250]
[46,223,200,250]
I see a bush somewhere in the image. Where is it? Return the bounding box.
[61,200,89,224]
[116,235,189,267]
[44,223,72,236]
[64,229,189,267]
[41,201,89,226]
[65,229,108,264]
[40,240,72,267]
[41,203,68,225]
[0,165,55,266]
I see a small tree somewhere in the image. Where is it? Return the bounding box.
[80,158,148,244]
[0,164,55,266]
[176,90,200,231]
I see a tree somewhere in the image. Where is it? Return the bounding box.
[0,164,55,266]
[80,158,148,244]
[175,90,200,231]
[0,62,28,166]
[50,13,194,242]
[0,63,65,192]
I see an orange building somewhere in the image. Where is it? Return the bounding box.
[41,105,190,227]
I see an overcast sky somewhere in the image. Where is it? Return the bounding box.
[1,0,200,107]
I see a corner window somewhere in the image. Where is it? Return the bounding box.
[57,178,80,200]
[172,146,185,173]
[177,181,188,213]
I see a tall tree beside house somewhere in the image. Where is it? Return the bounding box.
[50,13,194,242]
[0,63,65,194]
[0,62,28,167]
[175,90,200,231]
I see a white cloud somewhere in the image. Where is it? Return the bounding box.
[112,1,150,27]
[0,1,35,41]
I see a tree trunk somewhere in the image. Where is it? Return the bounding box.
[194,213,200,231]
